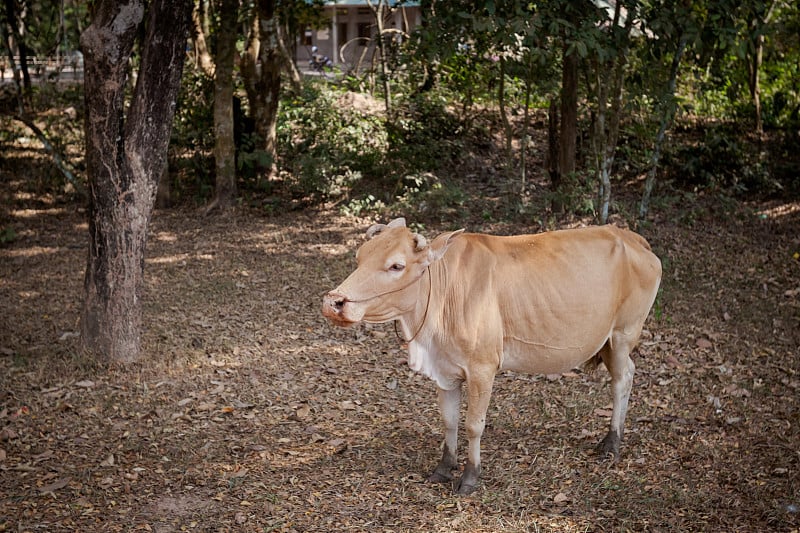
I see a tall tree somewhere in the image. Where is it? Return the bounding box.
[209,0,239,210]
[555,42,579,214]
[590,0,636,224]
[3,0,31,94]
[79,0,191,363]
[241,0,281,181]
[742,0,781,136]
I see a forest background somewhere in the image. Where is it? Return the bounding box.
[1,0,799,531]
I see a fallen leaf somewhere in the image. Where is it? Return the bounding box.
[100,454,115,467]
[39,477,71,493]
[75,380,95,388]
[339,401,357,411]
[594,408,613,418]
[554,492,569,504]
[696,338,713,349]
[296,405,311,418]
[32,450,53,463]
[0,428,18,441]
[230,468,249,479]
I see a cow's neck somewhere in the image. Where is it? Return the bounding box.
[397,265,433,343]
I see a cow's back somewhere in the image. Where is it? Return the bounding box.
[432,225,661,375]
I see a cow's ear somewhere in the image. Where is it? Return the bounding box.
[412,233,427,251]
[425,229,464,264]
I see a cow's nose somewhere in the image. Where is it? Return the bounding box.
[323,292,347,314]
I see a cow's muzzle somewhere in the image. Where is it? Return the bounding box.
[322,291,358,327]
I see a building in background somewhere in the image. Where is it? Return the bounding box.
[296,1,421,72]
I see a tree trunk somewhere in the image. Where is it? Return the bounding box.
[276,21,302,93]
[191,0,215,77]
[241,0,280,182]
[747,1,777,137]
[555,46,578,214]
[210,0,238,210]
[498,57,512,164]
[79,0,191,364]
[370,0,392,115]
[520,59,533,195]
[640,34,688,221]
[747,32,764,136]
[546,97,560,192]
[4,0,31,94]
[594,2,633,224]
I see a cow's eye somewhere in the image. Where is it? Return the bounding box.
[389,263,405,272]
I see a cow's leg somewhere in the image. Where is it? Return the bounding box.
[456,375,494,495]
[427,385,461,484]
[597,337,636,460]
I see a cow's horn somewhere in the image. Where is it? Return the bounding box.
[366,223,387,240]
[413,234,427,250]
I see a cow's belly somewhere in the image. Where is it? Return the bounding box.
[500,333,608,375]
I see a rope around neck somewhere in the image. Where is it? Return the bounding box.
[393,265,432,344]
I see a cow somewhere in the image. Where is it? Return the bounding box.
[322,218,662,494]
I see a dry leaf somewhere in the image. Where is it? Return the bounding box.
[696,338,713,349]
[75,380,95,388]
[339,401,357,411]
[594,408,613,418]
[554,492,569,504]
[39,477,71,493]
[296,405,311,418]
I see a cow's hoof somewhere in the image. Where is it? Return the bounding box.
[426,470,453,484]
[453,478,478,495]
[597,430,621,461]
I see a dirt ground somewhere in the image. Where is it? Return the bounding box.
[1,130,800,531]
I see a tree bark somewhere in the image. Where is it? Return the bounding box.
[4,0,31,94]
[368,0,392,115]
[640,33,688,221]
[554,45,578,214]
[746,0,777,138]
[209,0,239,210]
[594,1,633,224]
[79,0,191,363]
[546,97,560,191]
[241,0,280,182]
[191,0,215,78]
[276,21,301,93]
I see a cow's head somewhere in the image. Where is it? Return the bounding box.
[322,218,463,327]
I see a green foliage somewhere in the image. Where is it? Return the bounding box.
[276,80,470,215]
[277,82,388,201]
[663,125,780,196]
[3,0,87,56]
[387,92,465,173]
[0,225,17,245]
[340,194,385,217]
[171,68,215,202]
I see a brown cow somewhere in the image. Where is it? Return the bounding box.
[322,218,662,494]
